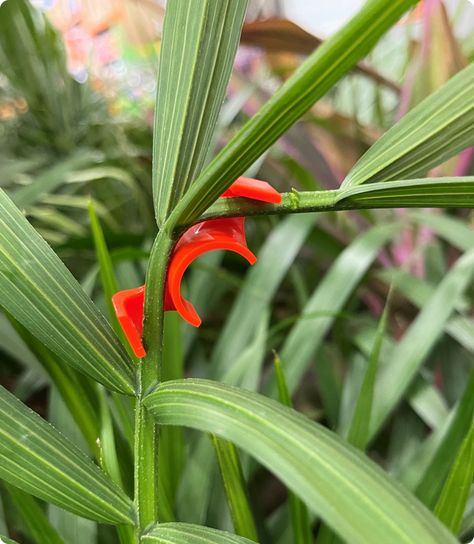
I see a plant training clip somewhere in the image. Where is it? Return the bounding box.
[112,177,281,358]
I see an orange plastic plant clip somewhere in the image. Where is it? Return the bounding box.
[112,177,281,358]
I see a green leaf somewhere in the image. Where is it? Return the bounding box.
[273,354,312,544]
[435,420,474,534]
[159,312,185,522]
[8,317,100,456]
[142,522,256,543]
[88,200,137,361]
[409,210,474,252]
[167,0,419,227]
[0,385,134,524]
[47,387,98,544]
[211,215,314,377]
[211,436,258,541]
[144,379,456,544]
[0,188,134,394]
[153,0,249,226]
[268,223,398,397]
[5,484,64,544]
[11,153,97,209]
[370,249,474,439]
[346,291,391,451]
[414,371,474,509]
[0,536,19,544]
[342,63,474,188]
[377,267,474,354]
[337,177,474,208]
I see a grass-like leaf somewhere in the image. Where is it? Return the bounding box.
[435,420,474,534]
[211,215,314,376]
[144,379,456,544]
[212,436,258,541]
[370,249,474,439]
[337,177,474,208]
[0,188,134,394]
[153,0,248,226]
[5,484,65,544]
[273,354,312,544]
[414,371,474,509]
[268,223,398,396]
[342,63,474,187]
[0,385,134,524]
[347,291,391,451]
[142,522,256,543]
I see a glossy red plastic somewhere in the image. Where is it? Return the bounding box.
[112,177,281,358]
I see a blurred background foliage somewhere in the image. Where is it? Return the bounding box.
[0,0,473,543]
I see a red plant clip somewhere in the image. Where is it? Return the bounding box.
[112,177,281,358]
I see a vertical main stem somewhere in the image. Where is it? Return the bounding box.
[134,231,174,535]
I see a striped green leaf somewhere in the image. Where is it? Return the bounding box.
[342,63,474,188]
[211,436,258,541]
[268,223,398,397]
[144,379,456,544]
[336,177,474,208]
[5,484,65,544]
[142,522,255,543]
[11,153,97,209]
[167,0,418,228]
[414,371,474,509]
[435,420,474,534]
[153,0,248,226]
[0,385,134,524]
[0,188,134,394]
[346,292,391,451]
[370,249,474,439]
[211,215,314,376]
[273,354,312,544]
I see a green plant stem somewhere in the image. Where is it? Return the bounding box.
[134,230,175,535]
[188,177,474,229]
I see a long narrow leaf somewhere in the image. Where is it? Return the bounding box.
[144,379,456,544]
[414,371,474,509]
[0,188,134,394]
[142,522,255,543]
[273,354,312,544]
[153,0,248,225]
[347,292,391,450]
[0,385,134,524]
[337,177,474,208]
[212,215,314,377]
[269,223,398,396]
[342,63,474,187]
[211,436,258,541]
[434,420,474,534]
[370,249,474,439]
[5,485,64,544]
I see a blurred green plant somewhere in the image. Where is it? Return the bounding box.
[0,0,473,543]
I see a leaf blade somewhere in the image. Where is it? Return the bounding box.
[144,379,456,544]
[342,63,474,188]
[0,385,134,524]
[0,188,134,394]
[142,522,256,543]
[153,0,249,225]
[434,419,474,534]
[370,249,474,439]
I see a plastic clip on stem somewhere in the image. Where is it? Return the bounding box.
[112,177,281,358]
